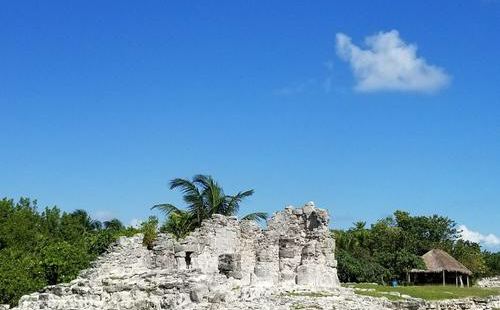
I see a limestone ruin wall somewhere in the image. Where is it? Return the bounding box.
[151,201,340,288]
[10,202,340,310]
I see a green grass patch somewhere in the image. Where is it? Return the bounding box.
[350,283,500,300]
[354,289,404,301]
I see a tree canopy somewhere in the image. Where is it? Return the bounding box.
[0,197,137,306]
[334,210,494,284]
[152,175,268,239]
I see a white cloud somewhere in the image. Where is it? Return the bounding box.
[336,30,450,93]
[459,225,500,248]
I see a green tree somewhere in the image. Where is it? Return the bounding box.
[0,196,139,306]
[40,241,91,285]
[393,210,458,255]
[160,210,193,240]
[0,198,41,251]
[40,207,63,239]
[336,249,389,283]
[104,218,125,231]
[60,210,99,242]
[452,240,488,276]
[153,175,268,238]
[483,251,500,276]
[334,210,490,284]
[0,248,45,306]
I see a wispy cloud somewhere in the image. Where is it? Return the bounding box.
[274,60,337,96]
[459,225,500,250]
[322,60,334,94]
[274,78,317,96]
[336,30,450,93]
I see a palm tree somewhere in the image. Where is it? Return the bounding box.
[152,175,267,238]
[103,218,124,231]
[350,221,369,250]
[70,209,102,231]
[160,210,193,240]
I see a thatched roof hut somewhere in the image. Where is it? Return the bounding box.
[413,249,472,275]
[410,249,472,286]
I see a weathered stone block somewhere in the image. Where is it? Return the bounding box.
[218,254,242,279]
[296,264,339,288]
[189,284,209,303]
[279,238,300,258]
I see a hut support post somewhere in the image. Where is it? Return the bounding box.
[466,275,469,287]
[456,273,458,287]
[459,275,464,287]
[442,270,446,286]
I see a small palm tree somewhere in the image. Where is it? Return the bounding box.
[160,210,193,240]
[103,219,124,231]
[70,209,102,231]
[153,175,267,239]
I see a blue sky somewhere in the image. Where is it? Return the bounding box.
[1,1,499,250]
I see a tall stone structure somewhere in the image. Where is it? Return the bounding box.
[152,201,339,288]
[12,202,340,310]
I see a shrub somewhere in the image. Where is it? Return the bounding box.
[141,216,159,250]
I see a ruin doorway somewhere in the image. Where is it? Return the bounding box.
[185,251,193,269]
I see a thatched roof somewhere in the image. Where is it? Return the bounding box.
[410,249,472,275]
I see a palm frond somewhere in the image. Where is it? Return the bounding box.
[225,189,254,216]
[151,203,181,216]
[194,175,226,215]
[192,174,212,188]
[241,212,268,223]
[159,175,261,231]
[236,189,255,198]
[170,178,201,199]
[170,177,205,224]
[104,218,124,230]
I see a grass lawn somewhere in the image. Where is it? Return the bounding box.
[347,283,500,301]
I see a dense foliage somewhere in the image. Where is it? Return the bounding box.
[482,251,500,276]
[334,211,497,284]
[0,198,137,306]
[152,175,268,239]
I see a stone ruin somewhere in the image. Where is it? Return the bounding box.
[151,201,340,288]
[8,202,500,310]
[9,202,340,310]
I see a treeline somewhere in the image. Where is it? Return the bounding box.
[0,197,138,306]
[334,210,500,284]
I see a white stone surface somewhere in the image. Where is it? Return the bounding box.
[477,276,500,288]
